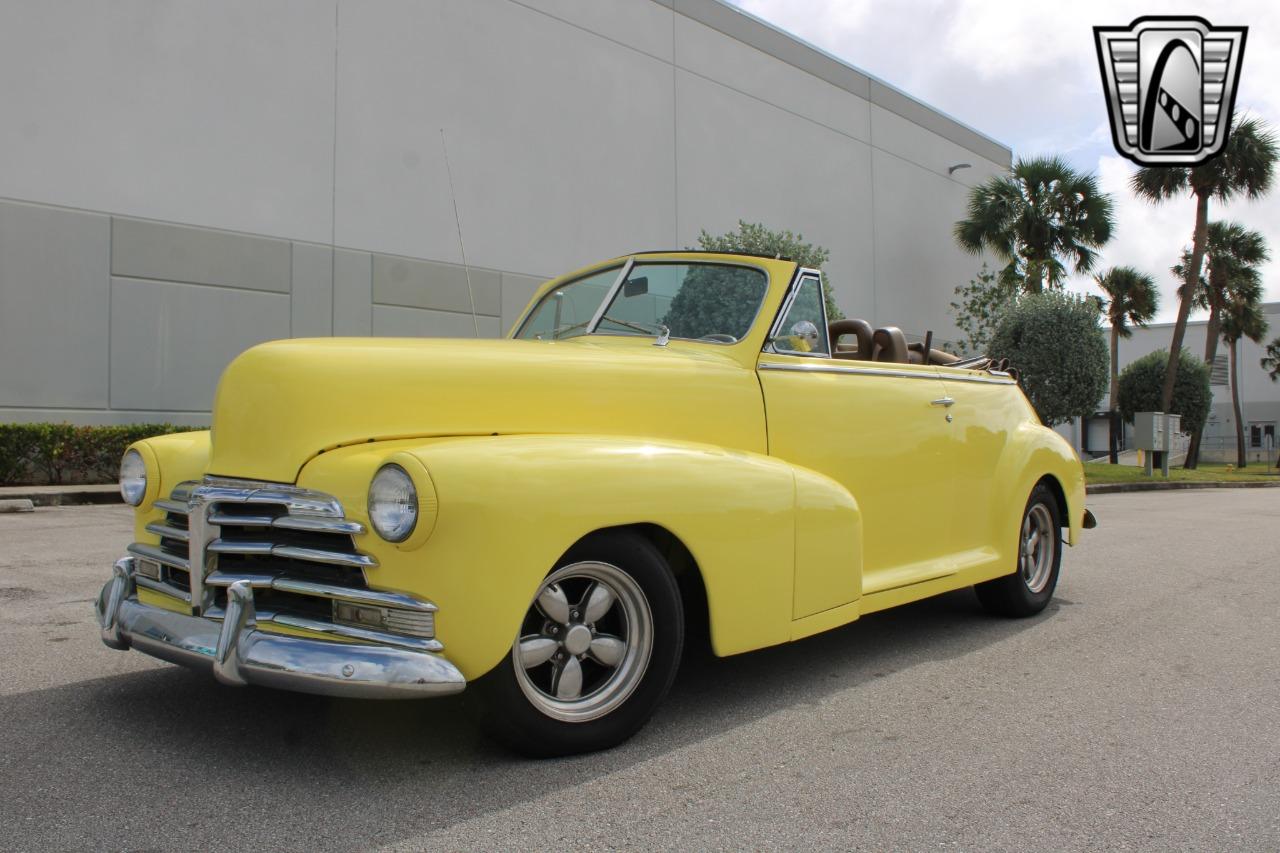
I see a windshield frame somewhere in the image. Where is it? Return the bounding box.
[513,254,782,347]
[588,257,772,344]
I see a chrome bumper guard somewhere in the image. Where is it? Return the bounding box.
[97,557,466,699]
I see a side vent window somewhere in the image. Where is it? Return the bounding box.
[773,277,829,356]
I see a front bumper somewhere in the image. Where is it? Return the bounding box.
[96,557,466,699]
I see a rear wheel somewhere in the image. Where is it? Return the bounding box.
[474,530,683,757]
[975,483,1062,617]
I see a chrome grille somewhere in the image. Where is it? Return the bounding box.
[128,477,440,651]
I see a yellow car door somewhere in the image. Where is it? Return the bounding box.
[757,275,957,619]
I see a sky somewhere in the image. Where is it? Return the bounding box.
[727,0,1280,322]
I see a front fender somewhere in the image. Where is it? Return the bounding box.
[297,434,857,681]
[991,424,1088,550]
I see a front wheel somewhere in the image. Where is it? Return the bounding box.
[474,530,684,757]
[975,483,1062,617]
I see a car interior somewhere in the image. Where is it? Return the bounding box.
[827,319,989,368]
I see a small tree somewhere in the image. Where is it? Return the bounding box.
[987,292,1109,426]
[1263,337,1280,467]
[692,221,843,320]
[1262,337,1280,381]
[949,264,1018,356]
[1116,349,1212,435]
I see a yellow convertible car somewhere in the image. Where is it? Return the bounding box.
[96,251,1094,756]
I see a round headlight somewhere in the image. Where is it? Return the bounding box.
[119,449,147,506]
[368,464,418,542]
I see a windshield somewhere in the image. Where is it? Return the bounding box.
[516,261,769,343]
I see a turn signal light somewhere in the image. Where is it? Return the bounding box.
[333,601,435,639]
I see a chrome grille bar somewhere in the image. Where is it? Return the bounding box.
[131,478,425,645]
[271,545,376,569]
[271,577,436,611]
[127,542,190,572]
[145,522,190,542]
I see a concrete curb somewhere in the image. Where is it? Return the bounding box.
[1087,479,1280,495]
[0,485,121,507]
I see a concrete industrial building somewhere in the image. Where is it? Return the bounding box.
[0,0,1011,425]
[1084,303,1280,465]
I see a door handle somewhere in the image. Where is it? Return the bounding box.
[931,397,955,407]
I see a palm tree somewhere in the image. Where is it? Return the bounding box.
[956,155,1114,293]
[1219,282,1269,468]
[1094,267,1159,462]
[1173,222,1269,468]
[1130,117,1277,418]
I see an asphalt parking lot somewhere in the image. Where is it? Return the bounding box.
[1,490,1278,851]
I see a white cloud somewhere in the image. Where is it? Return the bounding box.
[731,1,1280,318]
[1066,154,1280,320]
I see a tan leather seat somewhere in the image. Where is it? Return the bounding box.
[907,342,962,365]
[829,319,873,361]
[872,326,909,364]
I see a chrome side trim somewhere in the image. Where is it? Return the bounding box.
[127,542,190,572]
[154,499,190,515]
[759,361,940,381]
[938,371,1018,386]
[759,360,1018,385]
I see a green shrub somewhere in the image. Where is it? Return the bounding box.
[0,423,200,486]
[688,220,845,321]
[1116,349,1212,433]
[988,291,1109,426]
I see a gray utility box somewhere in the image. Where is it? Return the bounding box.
[1133,412,1183,451]
[1133,412,1182,476]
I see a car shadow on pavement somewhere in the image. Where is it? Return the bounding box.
[1,588,1058,849]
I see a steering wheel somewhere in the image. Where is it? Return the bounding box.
[698,334,737,343]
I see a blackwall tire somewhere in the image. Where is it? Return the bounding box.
[474,530,684,757]
[974,483,1062,618]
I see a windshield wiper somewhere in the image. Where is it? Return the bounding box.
[599,315,667,337]
[550,315,669,341]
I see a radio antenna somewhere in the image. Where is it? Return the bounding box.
[440,128,480,337]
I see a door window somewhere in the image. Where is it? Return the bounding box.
[772,277,829,356]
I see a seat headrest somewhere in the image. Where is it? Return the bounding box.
[829,319,874,360]
[873,326,909,364]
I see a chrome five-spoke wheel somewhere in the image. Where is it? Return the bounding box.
[475,530,684,757]
[1020,502,1056,593]
[512,561,654,722]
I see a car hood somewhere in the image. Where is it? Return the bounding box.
[208,337,767,483]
